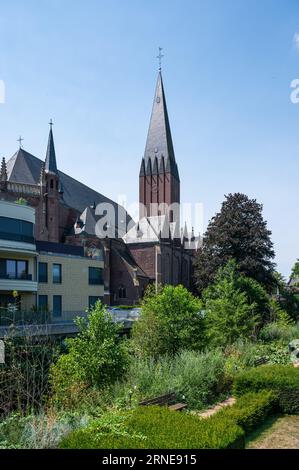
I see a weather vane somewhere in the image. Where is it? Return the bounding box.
[17,136,24,148]
[157,47,164,71]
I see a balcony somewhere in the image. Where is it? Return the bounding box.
[0,274,38,292]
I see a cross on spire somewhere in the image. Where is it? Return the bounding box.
[157,47,164,71]
[17,136,24,148]
[49,119,53,128]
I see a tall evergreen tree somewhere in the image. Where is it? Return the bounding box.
[194,193,275,293]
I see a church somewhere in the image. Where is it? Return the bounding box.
[0,67,200,310]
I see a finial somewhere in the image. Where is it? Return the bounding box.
[49,119,53,129]
[157,47,164,71]
[17,136,24,148]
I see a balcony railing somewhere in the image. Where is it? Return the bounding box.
[0,274,33,281]
[0,231,35,244]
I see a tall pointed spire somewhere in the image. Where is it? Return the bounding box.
[45,120,58,174]
[143,71,179,180]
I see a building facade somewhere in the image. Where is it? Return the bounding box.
[0,68,200,312]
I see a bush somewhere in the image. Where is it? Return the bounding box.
[202,261,260,347]
[132,285,204,358]
[59,391,276,449]
[0,411,88,449]
[224,340,291,377]
[259,322,299,343]
[49,301,129,408]
[59,406,244,449]
[234,364,299,414]
[215,390,277,434]
[0,333,58,416]
[112,349,229,410]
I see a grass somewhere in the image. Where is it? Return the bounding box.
[246,415,299,449]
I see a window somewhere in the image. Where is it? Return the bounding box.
[88,267,103,285]
[52,264,62,284]
[38,295,48,311]
[53,295,62,317]
[88,296,102,309]
[50,179,54,189]
[0,259,29,280]
[118,286,127,299]
[0,216,34,243]
[38,262,48,283]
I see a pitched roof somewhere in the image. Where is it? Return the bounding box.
[45,128,58,174]
[111,240,149,279]
[142,71,179,180]
[6,148,132,229]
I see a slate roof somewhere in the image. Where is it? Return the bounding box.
[111,240,149,279]
[45,128,58,174]
[141,71,179,180]
[5,148,132,229]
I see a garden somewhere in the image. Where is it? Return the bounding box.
[1,193,299,449]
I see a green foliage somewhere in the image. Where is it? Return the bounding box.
[59,405,244,449]
[59,391,276,449]
[215,391,277,434]
[233,364,299,414]
[14,197,27,205]
[132,284,204,358]
[290,260,299,284]
[259,322,299,343]
[0,411,88,449]
[113,349,229,410]
[0,334,59,415]
[49,301,129,407]
[194,193,276,293]
[224,341,290,378]
[202,261,260,346]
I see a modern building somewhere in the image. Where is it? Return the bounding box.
[0,200,38,312]
[0,200,104,322]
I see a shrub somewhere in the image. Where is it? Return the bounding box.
[234,364,299,414]
[259,322,299,343]
[0,411,88,449]
[59,406,244,449]
[112,349,229,410]
[224,340,290,377]
[59,391,276,449]
[0,333,58,416]
[202,261,260,347]
[132,285,205,358]
[215,390,277,434]
[49,301,129,408]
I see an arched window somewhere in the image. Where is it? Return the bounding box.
[50,179,54,189]
[118,286,127,299]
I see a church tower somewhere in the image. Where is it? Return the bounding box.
[43,121,60,242]
[139,70,180,228]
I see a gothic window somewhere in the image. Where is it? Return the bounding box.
[118,286,127,299]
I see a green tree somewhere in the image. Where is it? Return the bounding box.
[202,261,260,346]
[290,260,299,285]
[194,193,275,293]
[132,284,205,358]
[50,301,129,402]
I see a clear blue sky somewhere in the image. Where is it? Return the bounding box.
[0,0,298,278]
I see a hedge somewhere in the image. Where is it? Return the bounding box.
[233,364,299,414]
[213,390,277,434]
[60,406,244,449]
[59,391,276,449]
